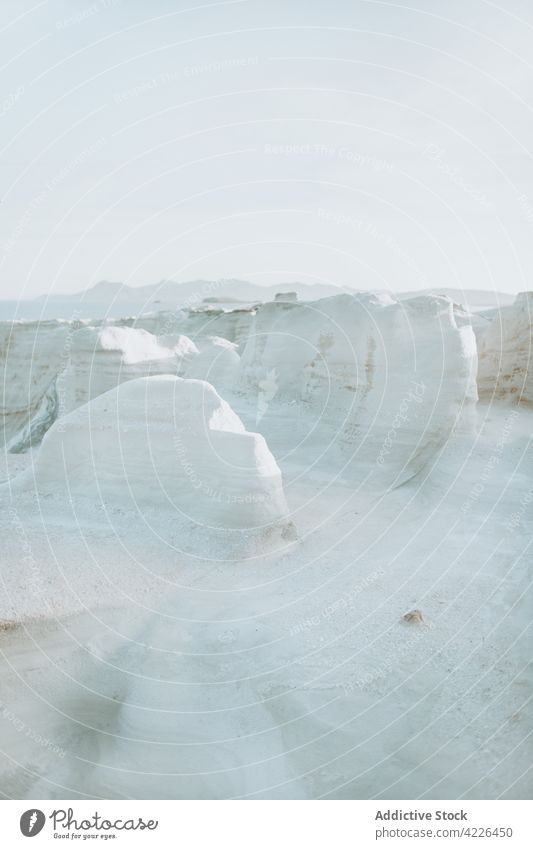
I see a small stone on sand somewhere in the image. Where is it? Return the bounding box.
[403,609,424,624]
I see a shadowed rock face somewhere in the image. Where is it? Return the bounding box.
[7,377,59,454]
[0,320,69,449]
[477,292,533,404]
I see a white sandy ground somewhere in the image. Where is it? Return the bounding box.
[0,394,531,799]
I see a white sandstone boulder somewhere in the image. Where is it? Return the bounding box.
[239,292,478,483]
[22,375,289,530]
[184,335,240,389]
[59,325,197,414]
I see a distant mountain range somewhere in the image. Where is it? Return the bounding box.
[0,279,517,321]
[35,279,349,308]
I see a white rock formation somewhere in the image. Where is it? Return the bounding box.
[20,375,289,530]
[148,305,255,348]
[477,291,533,404]
[239,292,478,482]
[184,335,240,389]
[0,312,251,454]
[59,325,197,413]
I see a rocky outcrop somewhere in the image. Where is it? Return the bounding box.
[18,375,289,530]
[477,292,533,404]
[239,292,478,483]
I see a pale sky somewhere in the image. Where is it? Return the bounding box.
[1,0,533,298]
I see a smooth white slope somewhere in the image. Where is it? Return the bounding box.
[0,404,531,800]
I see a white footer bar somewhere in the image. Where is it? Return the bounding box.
[2,800,531,848]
